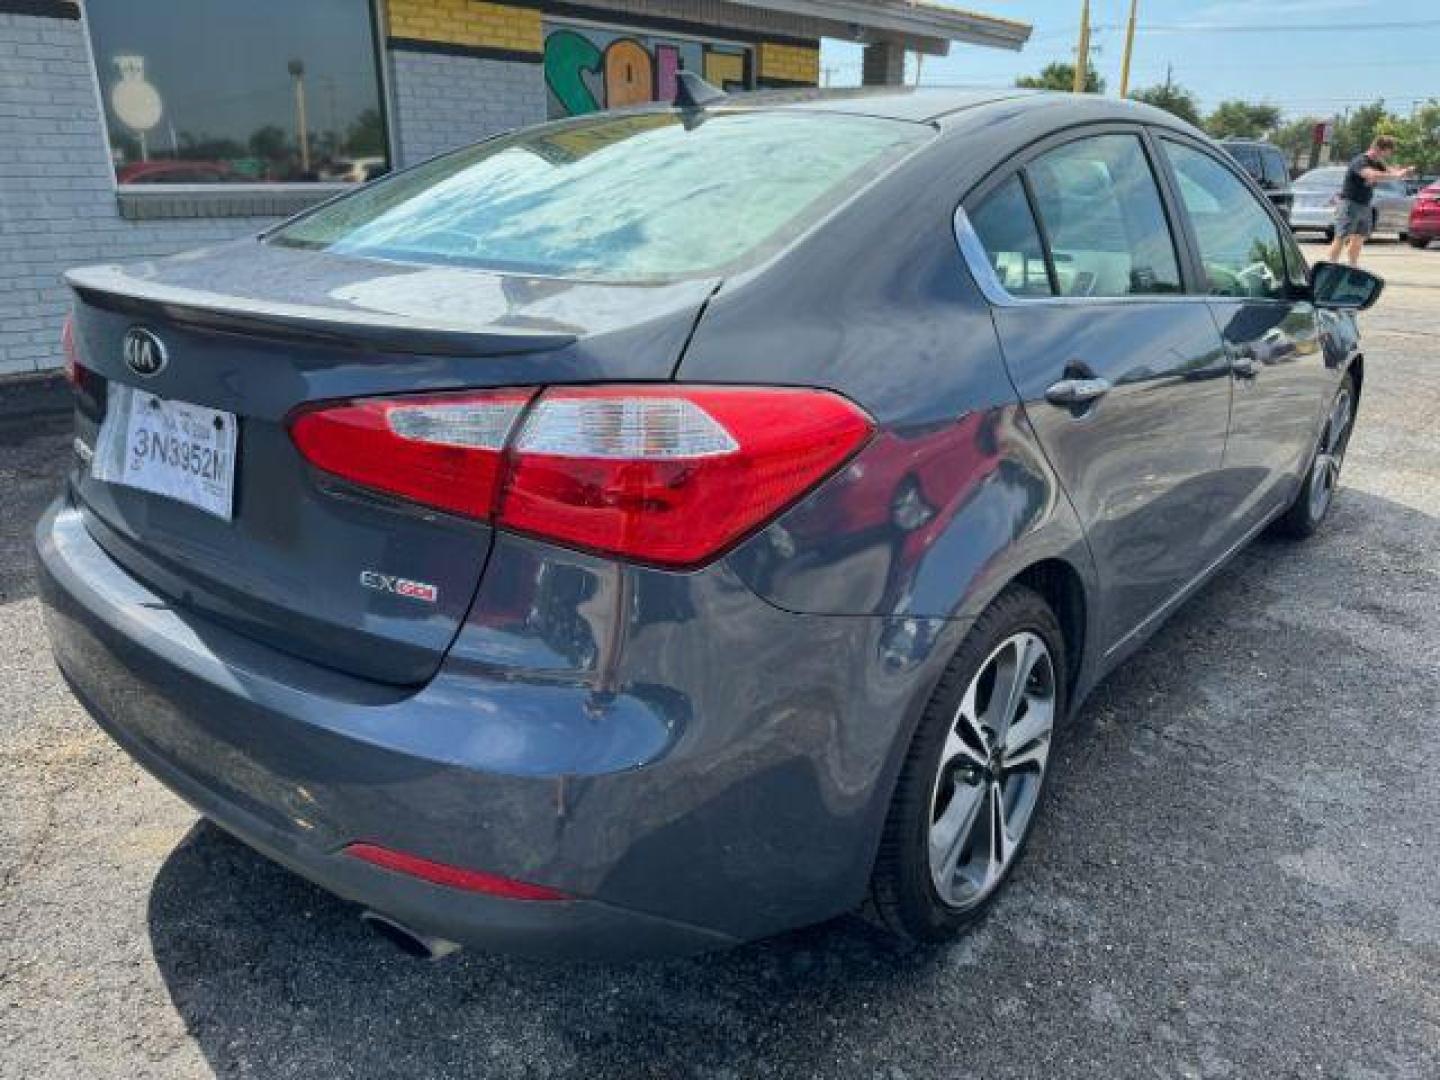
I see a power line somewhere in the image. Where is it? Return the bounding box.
[1136,18,1440,33]
[1030,18,1440,41]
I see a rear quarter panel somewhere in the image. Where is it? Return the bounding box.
[682,114,1100,660]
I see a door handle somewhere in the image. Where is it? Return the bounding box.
[1045,376,1111,407]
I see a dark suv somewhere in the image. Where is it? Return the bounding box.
[1221,139,1294,221]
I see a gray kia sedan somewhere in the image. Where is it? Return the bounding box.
[38,86,1381,960]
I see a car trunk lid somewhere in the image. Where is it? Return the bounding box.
[65,240,715,685]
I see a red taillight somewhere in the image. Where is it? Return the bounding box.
[289,385,874,567]
[61,313,82,386]
[343,842,568,901]
[290,390,536,519]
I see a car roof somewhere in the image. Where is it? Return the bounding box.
[724,85,1031,123]
[716,86,1200,132]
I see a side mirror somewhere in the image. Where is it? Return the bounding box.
[1310,261,1384,311]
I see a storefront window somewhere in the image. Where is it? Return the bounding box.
[84,0,389,185]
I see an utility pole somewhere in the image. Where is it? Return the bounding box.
[1118,0,1139,98]
[289,58,310,175]
[1072,0,1091,93]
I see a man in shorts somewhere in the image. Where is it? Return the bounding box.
[1326,135,1415,266]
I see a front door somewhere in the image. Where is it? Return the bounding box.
[1158,137,1329,531]
[962,130,1234,652]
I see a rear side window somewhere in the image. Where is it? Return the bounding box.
[1162,140,1287,301]
[269,111,931,282]
[1262,149,1290,186]
[967,176,1054,297]
[1025,133,1183,297]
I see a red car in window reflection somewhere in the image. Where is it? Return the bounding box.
[116,160,237,185]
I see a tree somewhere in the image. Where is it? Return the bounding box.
[1272,116,1325,171]
[1130,82,1201,127]
[248,124,289,161]
[1331,101,1390,161]
[1204,101,1282,140]
[345,108,385,156]
[1016,61,1105,94]
[1392,100,1440,175]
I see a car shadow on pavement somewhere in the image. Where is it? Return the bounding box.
[142,489,1439,1079]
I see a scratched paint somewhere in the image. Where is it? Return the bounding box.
[543,20,751,118]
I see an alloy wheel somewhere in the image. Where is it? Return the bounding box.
[1309,386,1353,521]
[927,631,1057,911]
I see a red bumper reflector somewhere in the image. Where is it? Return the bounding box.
[343,843,568,901]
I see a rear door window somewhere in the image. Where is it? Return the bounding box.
[967,175,1054,297]
[1024,133,1183,297]
[1162,140,1288,301]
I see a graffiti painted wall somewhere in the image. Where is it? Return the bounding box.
[543,20,751,118]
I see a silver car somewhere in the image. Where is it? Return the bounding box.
[1291,165,1415,241]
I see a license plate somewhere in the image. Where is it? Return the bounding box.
[92,385,238,520]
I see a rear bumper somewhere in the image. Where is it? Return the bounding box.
[38,494,937,957]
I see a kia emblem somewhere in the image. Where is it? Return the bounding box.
[123,327,167,377]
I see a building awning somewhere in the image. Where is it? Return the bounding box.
[727,0,1032,54]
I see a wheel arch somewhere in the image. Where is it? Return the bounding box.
[1012,557,1089,703]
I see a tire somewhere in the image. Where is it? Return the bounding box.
[867,585,1067,942]
[1273,372,1356,540]
[1408,235,1430,249]
[1323,227,1335,243]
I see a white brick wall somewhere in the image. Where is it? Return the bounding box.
[390,48,545,164]
[0,12,277,376]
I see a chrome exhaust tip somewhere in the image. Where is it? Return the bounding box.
[360,910,461,961]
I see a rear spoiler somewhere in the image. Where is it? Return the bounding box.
[65,264,578,358]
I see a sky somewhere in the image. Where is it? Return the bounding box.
[819,0,1440,120]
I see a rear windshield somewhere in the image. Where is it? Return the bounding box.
[269,110,931,282]
[1295,168,1345,190]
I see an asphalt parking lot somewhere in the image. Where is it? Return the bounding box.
[2,239,1437,1080]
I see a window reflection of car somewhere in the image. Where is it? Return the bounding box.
[115,160,236,185]
[321,156,387,183]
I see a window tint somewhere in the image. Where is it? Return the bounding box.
[967,176,1053,297]
[272,112,929,281]
[1163,140,1288,301]
[1024,134,1182,298]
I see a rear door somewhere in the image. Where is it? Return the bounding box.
[960,127,1235,652]
[1156,136,1328,534]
